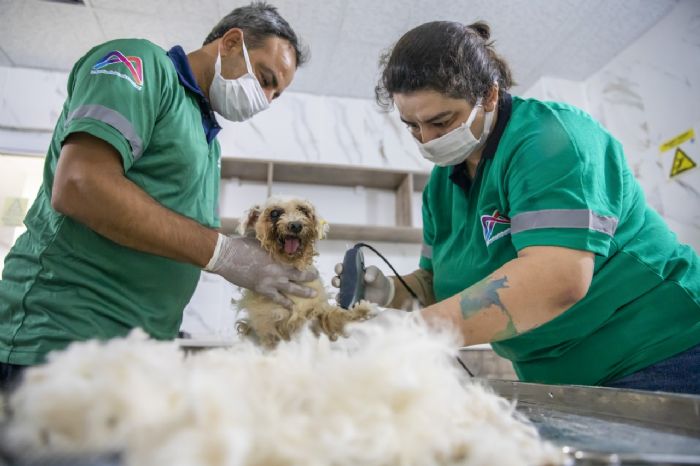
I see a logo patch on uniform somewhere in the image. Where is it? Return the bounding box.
[91,50,144,90]
[481,210,511,246]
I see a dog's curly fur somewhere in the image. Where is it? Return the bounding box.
[235,196,374,348]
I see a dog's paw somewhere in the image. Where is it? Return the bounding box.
[348,300,377,320]
[314,301,375,340]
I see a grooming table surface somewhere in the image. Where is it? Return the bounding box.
[487,380,700,465]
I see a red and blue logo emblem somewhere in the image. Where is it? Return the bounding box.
[91,50,144,90]
[480,210,511,246]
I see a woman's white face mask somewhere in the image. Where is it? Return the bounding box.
[209,38,270,122]
[416,97,495,167]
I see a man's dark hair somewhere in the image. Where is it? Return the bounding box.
[204,1,308,67]
[375,21,514,109]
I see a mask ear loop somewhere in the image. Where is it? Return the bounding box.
[241,38,254,75]
[463,97,484,128]
[215,35,254,77]
[478,86,499,144]
[214,44,223,76]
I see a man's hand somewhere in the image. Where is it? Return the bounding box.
[331,263,394,306]
[206,234,318,309]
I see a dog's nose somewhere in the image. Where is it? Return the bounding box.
[288,222,303,234]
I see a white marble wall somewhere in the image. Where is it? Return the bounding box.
[524,0,700,251]
[0,65,65,154]
[522,76,588,111]
[0,63,429,170]
[218,92,431,171]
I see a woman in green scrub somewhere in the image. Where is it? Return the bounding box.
[334,21,700,393]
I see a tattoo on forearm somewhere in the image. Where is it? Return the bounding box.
[459,276,517,340]
[459,277,508,318]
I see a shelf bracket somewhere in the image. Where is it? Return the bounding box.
[395,173,414,227]
[266,162,274,198]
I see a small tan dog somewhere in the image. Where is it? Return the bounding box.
[235,196,374,348]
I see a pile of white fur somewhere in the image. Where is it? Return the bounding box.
[5,313,560,466]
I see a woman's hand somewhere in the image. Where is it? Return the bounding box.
[331,264,395,306]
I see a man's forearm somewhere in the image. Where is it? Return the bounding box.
[64,174,218,267]
[53,134,218,268]
[419,247,593,346]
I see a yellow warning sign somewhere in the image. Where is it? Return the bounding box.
[659,128,695,153]
[1,197,29,227]
[669,148,697,178]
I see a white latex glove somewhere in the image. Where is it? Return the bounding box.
[205,234,318,309]
[331,263,395,307]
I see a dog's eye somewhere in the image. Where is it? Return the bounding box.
[298,207,309,216]
[269,209,282,219]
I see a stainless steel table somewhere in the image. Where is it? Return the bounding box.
[487,380,700,465]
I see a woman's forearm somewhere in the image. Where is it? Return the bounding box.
[419,246,594,346]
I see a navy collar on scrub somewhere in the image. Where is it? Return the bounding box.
[449,92,513,194]
[166,45,222,145]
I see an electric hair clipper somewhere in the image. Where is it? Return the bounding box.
[337,244,366,309]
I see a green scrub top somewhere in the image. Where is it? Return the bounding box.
[420,94,700,385]
[0,39,221,365]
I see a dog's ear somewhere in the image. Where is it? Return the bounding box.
[316,218,330,240]
[238,205,261,237]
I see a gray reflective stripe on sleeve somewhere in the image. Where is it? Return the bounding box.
[65,104,143,160]
[511,209,619,237]
[421,243,433,259]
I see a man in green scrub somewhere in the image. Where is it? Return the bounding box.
[0,2,316,388]
[334,21,700,393]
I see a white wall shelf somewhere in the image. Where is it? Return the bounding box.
[219,157,429,244]
[220,218,422,243]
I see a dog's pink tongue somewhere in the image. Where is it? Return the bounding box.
[284,237,300,254]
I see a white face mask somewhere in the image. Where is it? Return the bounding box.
[209,39,270,122]
[416,97,496,167]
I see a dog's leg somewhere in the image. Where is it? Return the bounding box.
[285,306,307,337]
[316,300,375,341]
[273,305,304,343]
[241,305,290,349]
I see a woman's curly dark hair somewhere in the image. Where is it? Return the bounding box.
[375,21,514,109]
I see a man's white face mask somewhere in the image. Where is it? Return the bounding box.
[209,38,270,122]
[416,97,495,167]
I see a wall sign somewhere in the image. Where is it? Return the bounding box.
[659,128,695,153]
[669,148,697,178]
[659,127,698,180]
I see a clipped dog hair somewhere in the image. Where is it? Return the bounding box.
[5,316,559,465]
